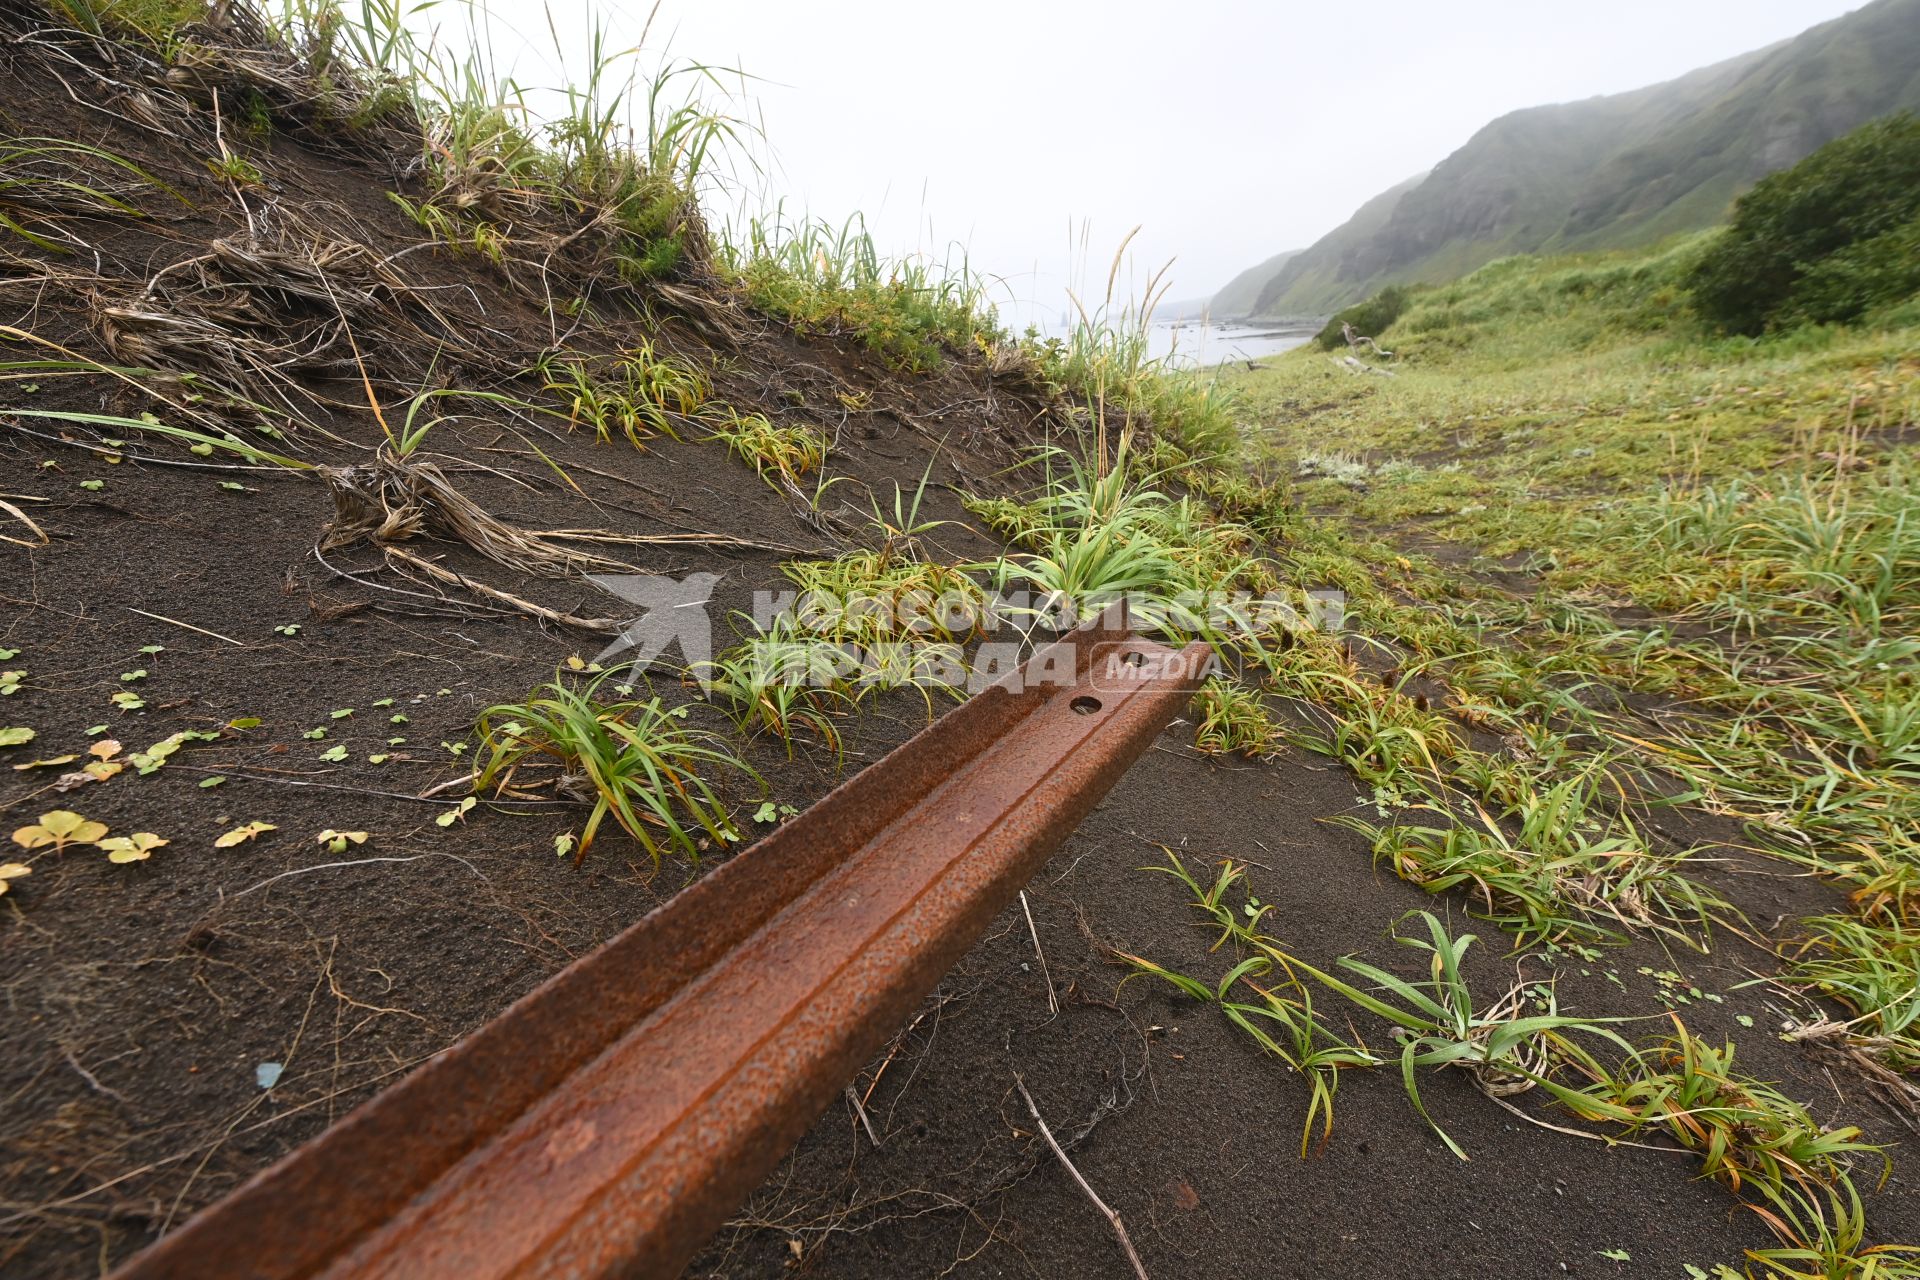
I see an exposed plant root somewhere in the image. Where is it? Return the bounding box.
[93,294,299,408]
[193,229,506,377]
[1461,976,1553,1098]
[1785,1018,1920,1129]
[648,278,751,348]
[103,228,505,416]
[1012,1074,1149,1280]
[3,19,201,144]
[537,528,827,556]
[309,545,508,622]
[161,12,422,160]
[0,254,112,324]
[317,453,619,577]
[0,322,232,432]
[381,546,621,634]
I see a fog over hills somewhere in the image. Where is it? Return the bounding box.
[1221,0,1920,317]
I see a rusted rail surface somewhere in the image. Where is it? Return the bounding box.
[114,623,1203,1280]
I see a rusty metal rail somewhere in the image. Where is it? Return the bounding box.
[114,623,1203,1280]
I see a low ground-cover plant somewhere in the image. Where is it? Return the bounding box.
[1130,852,1634,1159]
[1134,855,1907,1270]
[1783,915,1920,1071]
[1335,760,1728,948]
[727,209,1002,374]
[782,552,986,648]
[268,0,745,280]
[1553,1018,1888,1197]
[1116,853,1379,1156]
[693,614,851,759]
[990,436,1259,638]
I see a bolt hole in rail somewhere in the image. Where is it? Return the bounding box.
[113,621,1206,1280]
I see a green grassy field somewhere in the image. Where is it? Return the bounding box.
[1215,233,1919,1068]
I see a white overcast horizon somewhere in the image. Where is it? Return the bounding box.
[430,1,1867,327]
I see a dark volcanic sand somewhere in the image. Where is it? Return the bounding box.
[3,12,1916,1280]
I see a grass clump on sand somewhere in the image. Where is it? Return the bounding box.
[47,0,202,37]
[474,671,757,865]
[705,410,826,488]
[1128,854,1915,1275]
[534,341,711,448]
[727,209,1003,375]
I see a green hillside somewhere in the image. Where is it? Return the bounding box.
[1245,0,1920,315]
[1207,247,1300,316]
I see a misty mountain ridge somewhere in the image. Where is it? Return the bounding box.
[1222,0,1920,317]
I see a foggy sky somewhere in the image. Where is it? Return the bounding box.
[466,0,1868,325]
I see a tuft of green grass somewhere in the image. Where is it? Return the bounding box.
[726,208,1002,374]
[534,341,710,447]
[693,614,850,761]
[204,153,263,185]
[1743,1178,1920,1278]
[1192,676,1280,758]
[706,409,825,487]
[1334,756,1729,949]
[474,671,756,864]
[387,191,507,262]
[1025,225,1241,464]
[782,552,984,648]
[1136,855,1909,1270]
[1555,1018,1888,1197]
[960,491,1047,549]
[47,0,204,38]
[269,0,750,274]
[991,436,1246,637]
[1117,852,1379,1157]
[1784,915,1920,1071]
[1136,851,1634,1159]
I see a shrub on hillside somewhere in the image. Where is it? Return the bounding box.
[1314,285,1412,349]
[1779,212,1920,328]
[1688,113,1920,334]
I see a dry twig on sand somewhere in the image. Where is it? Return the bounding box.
[1011,1074,1149,1280]
[1018,890,1058,1016]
